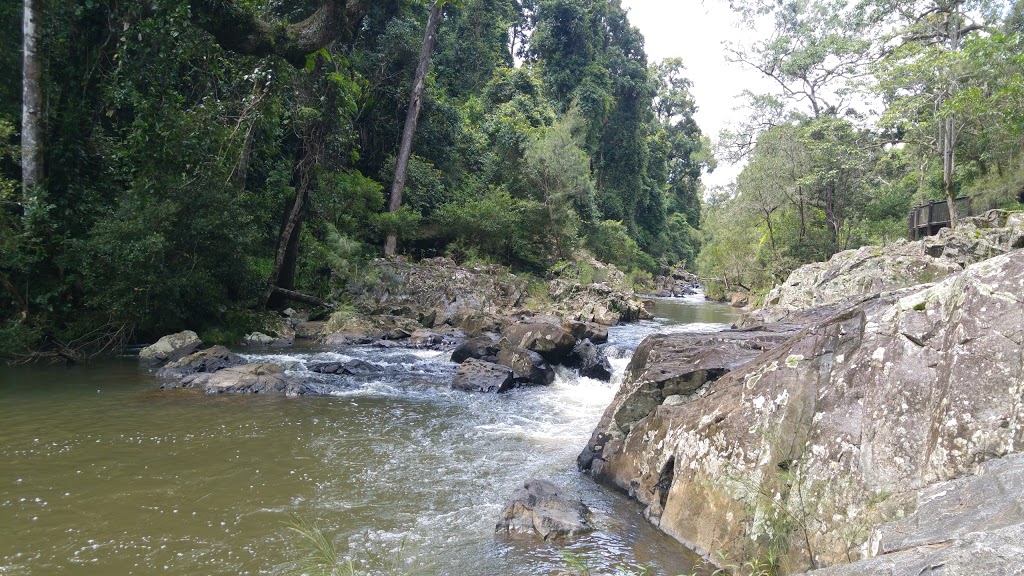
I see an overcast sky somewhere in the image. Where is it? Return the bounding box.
[620,0,772,188]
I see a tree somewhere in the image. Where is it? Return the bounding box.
[20,0,41,215]
[384,1,445,257]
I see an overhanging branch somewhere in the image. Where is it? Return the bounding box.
[190,0,370,67]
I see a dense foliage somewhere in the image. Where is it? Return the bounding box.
[699,0,1024,298]
[0,0,710,357]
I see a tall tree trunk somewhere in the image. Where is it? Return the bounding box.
[942,111,958,225]
[21,0,43,214]
[262,145,313,310]
[384,2,443,257]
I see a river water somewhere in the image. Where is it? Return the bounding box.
[0,296,737,576]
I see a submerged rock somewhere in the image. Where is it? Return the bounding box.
[581,249,1024,572]
[139,330,201,365]
[496,479,592,541]
[310,359,381,375]
[451,358,515,393]
[156,345,244,378]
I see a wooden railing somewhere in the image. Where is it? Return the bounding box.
[907,196,972,239]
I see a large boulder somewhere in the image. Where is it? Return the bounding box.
[139,330,201,365]
[582,250,1024,573]
[156,345,245,378]
[564,320,609,345]
[495,479,593,541]
[503,320,577,364]
[451,358,515,393]
[496,343,555,386]
[578,325,800,475]
[450,335,501,364]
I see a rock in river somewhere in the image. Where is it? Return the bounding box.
[451,358,515,393]
[139,330,201,365]
[175,363,312,395]
[495,479,593,541]
[156,345,245,378]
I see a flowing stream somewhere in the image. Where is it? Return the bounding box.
[0,296,737,576]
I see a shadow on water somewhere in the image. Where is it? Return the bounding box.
[0,296,735,576]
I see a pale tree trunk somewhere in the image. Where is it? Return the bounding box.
[22,0,43,214]
[942,112,958,224]
[384,2,443,257]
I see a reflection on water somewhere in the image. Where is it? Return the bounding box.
[0,295,733,576]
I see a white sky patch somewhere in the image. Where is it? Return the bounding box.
[621,0,776,188]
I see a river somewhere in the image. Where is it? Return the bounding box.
[0,296,737,576]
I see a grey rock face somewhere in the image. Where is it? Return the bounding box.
[451,358,515,393]
[580,250,1024,572]
[804,452,1024,576]
[139,330,201,365]
[156,345,244,379]
[495,479,592,541]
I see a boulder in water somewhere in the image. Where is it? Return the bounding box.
[503,320,576,363]
[310,359,381,375]
[157,345,245,379]
[450,335,501,364]
[177,363,312,395]
[451,358,514,393]
[496,343,555,386]
[495,479,592,540]
[139,330,201,365]
[564,320,608,345]
[563,339,613,381]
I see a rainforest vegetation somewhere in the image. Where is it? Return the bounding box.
[1,0,1023,358]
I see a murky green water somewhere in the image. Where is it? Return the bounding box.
[0,297,736,576]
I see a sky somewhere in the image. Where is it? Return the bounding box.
[620,0,773,188]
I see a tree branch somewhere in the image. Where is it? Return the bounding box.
[190,0,371,67]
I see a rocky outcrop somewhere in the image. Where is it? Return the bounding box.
[451,358,515,393]
[355,257,528,331]
[167,363,313,395]
[548,280,653,325]
[156,345,245,378]
[495,479,593,540]
[652,264,701,298]
[242,330,295,348]
[581,249,1024,572]
[757,210,1024,322]
[579,325,801,477]
[139,330,201,365]
[804,452,1024,576]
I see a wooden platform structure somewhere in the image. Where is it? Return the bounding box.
[908,196,972,239]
